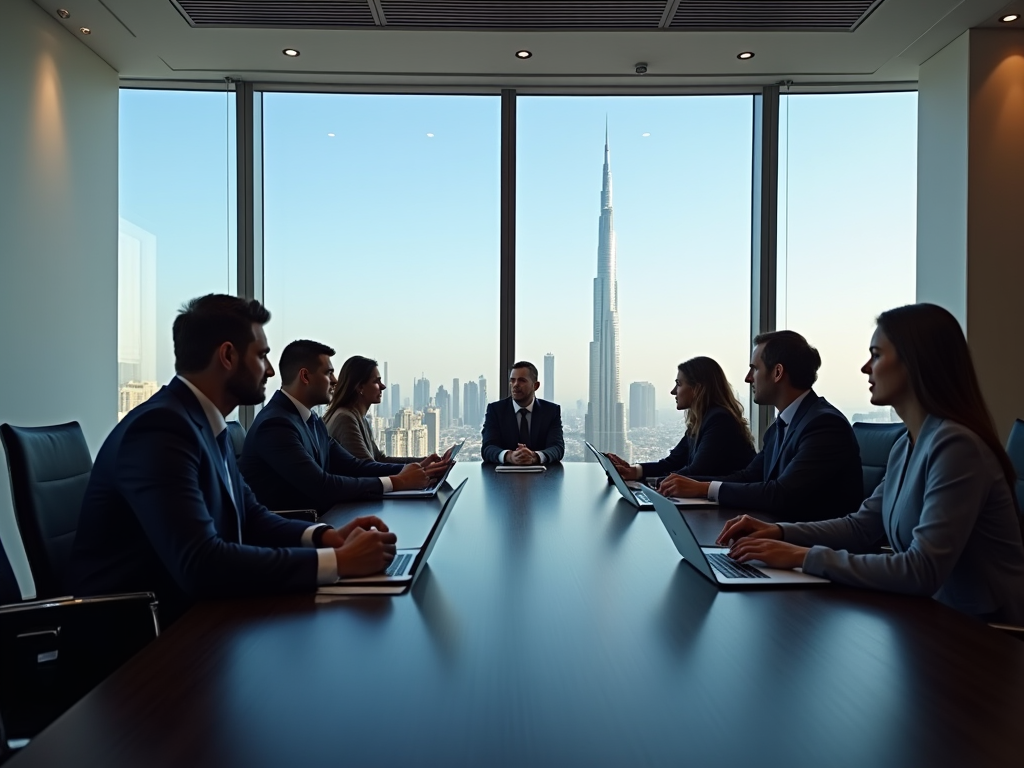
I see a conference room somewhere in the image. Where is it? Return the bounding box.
[3,0,1024,764]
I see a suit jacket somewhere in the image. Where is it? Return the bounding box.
[691,390,862,521]
[69,378,318,625]
[324,405,416,464]
[780,416,1024,625]
[481,397,565,464]
[239,390,405,513]
[639,406,755,479]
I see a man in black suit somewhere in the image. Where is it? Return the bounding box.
[70,295,397,624]
[239,340,447,513]
[659,331,862,522]
[481,361,565,465]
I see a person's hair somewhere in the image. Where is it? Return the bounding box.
[173,294,271,373]
[678,356,754,448]
[752,330,821,390]
[324,355,379,421]
[876,303,1017,501]
[510,361,539,381]
[279,340,335,385]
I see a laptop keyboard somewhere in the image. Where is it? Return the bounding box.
[707,553,769,579]
[386,553,412,577]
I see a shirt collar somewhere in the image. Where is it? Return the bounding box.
[513,397,535,415]
[176,375,228,438]
[778,389,812,427]
[281,390,313,423]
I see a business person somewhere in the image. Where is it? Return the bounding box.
[659,331,862,521]
[719,304,1024,624]
[324,355,451,465]
[481,361,565,465]
[70,295,397,625]
[240,340,447,513]
[607,356,755,481]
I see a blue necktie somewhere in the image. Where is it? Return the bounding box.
[215,429,242,542]
[306,413,322,464]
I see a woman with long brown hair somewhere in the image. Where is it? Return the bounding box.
[719,303,1024,624]
[607,356,755,481]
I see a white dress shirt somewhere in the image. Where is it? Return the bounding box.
[707,389,812,501]
[499,398,549,465]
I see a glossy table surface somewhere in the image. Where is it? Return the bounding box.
[11,463,1024,767]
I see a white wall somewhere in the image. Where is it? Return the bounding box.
[0,0,119,598]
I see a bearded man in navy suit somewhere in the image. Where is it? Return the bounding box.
[481,361,565,465]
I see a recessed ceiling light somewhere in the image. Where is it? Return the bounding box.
[1000,14,1019,22]
[56,8,70,19]
[79,27,91,34]
[327,133,335,137]
[737,51,754,60]
[642,132,651,137]
[282,48,300,57]
[426,133,434,138]
[515,50,533,59]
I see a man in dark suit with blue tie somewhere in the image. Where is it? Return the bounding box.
[659,331,862,522]
[70,295,398,625]
[239,340,446,512]
[481,361,565,465]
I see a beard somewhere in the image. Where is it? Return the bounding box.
[226,366,267,406]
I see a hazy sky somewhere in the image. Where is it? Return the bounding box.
[119,89,916,420]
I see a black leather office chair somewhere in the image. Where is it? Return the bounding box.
[0,422,92,598]
[225,420,247,461]
[851,422,906,501]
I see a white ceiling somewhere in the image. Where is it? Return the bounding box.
[31,0,1024,90]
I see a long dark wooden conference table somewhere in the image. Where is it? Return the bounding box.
[10,463,1024,767]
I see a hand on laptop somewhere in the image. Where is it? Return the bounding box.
[715,514,780,546]
[727,537,808,571]
[605,453,638,479]
[331,518,399,576]
[391,463,432,491]
[657,475,710,498]
[508,444,540,465]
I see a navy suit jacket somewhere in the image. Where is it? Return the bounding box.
[70,378,318,625]
[239,390,405,513]
[640,406,755,479]
[481,397,565,464]
[689,391,862,521]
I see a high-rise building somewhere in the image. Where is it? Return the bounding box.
[584,127,632,461]
[452,378,461,424]
[435,385,451,428]
[414,375,431,413]
[381,362,390,422]
[408,425,429,457]
[396,408,421,431]
[117,218,157,388]
[544,353,555,402]
[118,380,159,421]
[423,407,441,455]
[463,380,480,427]
[384,427,409,457]
[478,375,488,421]
[390,384,401,421]
[629,382,657,429]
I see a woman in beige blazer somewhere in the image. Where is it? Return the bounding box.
[324,355,430,464]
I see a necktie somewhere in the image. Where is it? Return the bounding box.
[215,429,242,542]
[306,413,322,463]
[519,408,530,448]
[771,417,788,470]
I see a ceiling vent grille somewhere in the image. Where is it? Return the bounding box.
[173,1,377,28]
[669,1,880,31]
[379,0,666,29]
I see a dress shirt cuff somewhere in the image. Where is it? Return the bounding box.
[536,450,547,465]
[315,548,339,585]
[632,464,643,479]
[498,449,509,465]
[301,524,327,547]
[380,476,394,494]
[707,481,723,502]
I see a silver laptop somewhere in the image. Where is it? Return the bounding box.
[326,478,467,590]
[648,487,828,587]
[584,441,718,510]
[384,441,464,498]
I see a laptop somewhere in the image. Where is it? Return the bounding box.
[648,487,828,586]
[584,441,718,510]
[384,440,464,498]
[319,478,468,595]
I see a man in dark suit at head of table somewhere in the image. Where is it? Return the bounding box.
[481,361,565,465]
[70,294,398,624]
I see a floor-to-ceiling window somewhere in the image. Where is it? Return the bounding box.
[776,92,918,423]
[262,93,500,460]
[117,88,236,419]
[516,96,754,462]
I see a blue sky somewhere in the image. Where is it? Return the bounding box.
[119,89,916,420]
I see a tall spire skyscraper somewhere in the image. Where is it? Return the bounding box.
[585,124,632,461]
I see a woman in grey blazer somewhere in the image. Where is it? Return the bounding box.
[323,355,445,465]
[718,303,1024,625]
